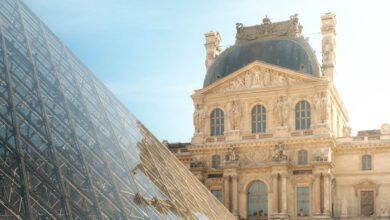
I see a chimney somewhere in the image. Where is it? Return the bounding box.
[204,31,221,71]
[321,13,336,80]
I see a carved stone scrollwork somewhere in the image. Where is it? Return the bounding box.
[236,14,303,43]
[242,148,270,163]
[353,179,380,197]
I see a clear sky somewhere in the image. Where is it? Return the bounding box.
[23,0,390,142]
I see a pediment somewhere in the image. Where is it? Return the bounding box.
[198,61,323,95]
[353,179,380,197]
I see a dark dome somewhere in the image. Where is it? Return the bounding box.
[204,37,320,87]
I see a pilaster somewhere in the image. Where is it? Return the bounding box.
[223,175,231,211]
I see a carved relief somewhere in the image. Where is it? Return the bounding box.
[229,101,242,130]
[193,104,205,133]
[274,96,291,126]
[225,147,239,163]
[272,142,287,161]
[343,126,351,137]
[381,123,390,134]
[236,14,303,43]
[241,148,271,163]
[214,68,308,93]
[314,91,329,123]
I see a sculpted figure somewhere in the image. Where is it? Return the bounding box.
[343,126,351,137]
[229,101,242,130]
[193,104,205,133]
[236,77,245,88]
[263,71,271,85]
[236,23,243,33]
[282,96,291,125]
[225,146,239,162]
[274,96,284,126]
[274,96,290,126]
[314,91,329,123]
[244,72,252,87]
[272,142,287,161]
[252,72,260,86]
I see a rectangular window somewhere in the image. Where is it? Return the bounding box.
[362,155,372,170]
[211,189,223,202]
[297,187,309,217]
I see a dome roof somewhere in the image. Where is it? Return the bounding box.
[203,37,321,87]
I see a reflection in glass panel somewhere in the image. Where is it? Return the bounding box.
[211,189,223,202]
[210,108,224,136]
[248,181,268,218]
[295,101,311,130]
[251,105,266,133]
[297,187,309,216]
[0,1,234,219]
[362,155,372,170]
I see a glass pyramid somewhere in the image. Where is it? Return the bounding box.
[0,0,234,219]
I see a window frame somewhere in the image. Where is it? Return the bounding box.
[251,105,267,134]
[296,186,310,217]
[362,154,372,171]
[297,150,308,165]
[247,181,268,218]
[211,154,221,169]
[210,108,224,136]
[295,100,311,130]
[211,189,223,203]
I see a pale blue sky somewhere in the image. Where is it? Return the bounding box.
[24,0,390,142]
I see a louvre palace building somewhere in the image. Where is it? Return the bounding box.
[0,0,235,219]
[166,14,390,219]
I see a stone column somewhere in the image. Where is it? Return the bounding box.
[281,174,288,214]
[323,174,331,215]
[223,175,230,211]
[272,174,279,214]
[314,174,321,215]
[232,175,239,216]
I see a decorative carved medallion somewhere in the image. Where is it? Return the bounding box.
[242,148,271,163]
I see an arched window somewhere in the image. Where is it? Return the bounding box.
[248,181,268,218]
[298,150,308,165]
[295,101,311,130]
[252,105,266,133]
[210,108,224,136]
[211,155,221,169]
[362,155,372,170]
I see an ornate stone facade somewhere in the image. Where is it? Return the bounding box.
[168,14,390,220]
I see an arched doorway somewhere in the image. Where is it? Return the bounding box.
[248,181,268,219]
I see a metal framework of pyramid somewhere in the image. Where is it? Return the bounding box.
[0,0,234,219]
